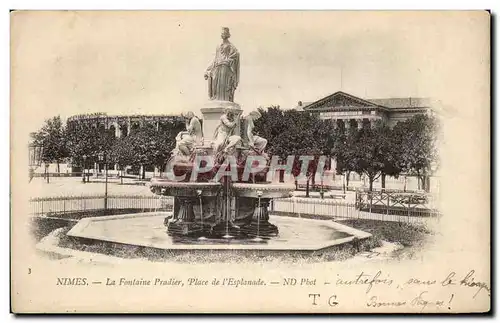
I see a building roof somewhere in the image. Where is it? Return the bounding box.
[301,91,385,111]
[367,97,431,109]
[297,91,431,111]
[67,113,182,122]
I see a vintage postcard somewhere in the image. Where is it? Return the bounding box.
[10,11,490,313]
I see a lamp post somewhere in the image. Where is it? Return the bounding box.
[45,164,50,183]
[320,177,324,199]
[99,152,108,211]
[28,143,43,183]
[343,173,346,194]
[82,155,87,183]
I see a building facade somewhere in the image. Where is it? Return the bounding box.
[294,91,437,191]
[66,113,183,138]
[295,91,433,128]
[66,113,184,175]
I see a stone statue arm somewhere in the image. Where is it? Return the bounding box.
[186,118,195,133]
[204,46,218,79]
[176,131,189,141]
[246,118,255,147]
[221,114,236,129]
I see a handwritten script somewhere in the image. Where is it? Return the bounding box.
[55,268,489,312]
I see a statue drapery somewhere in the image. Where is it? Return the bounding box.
[205,42,240,102]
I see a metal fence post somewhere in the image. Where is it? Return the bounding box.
[386,192,390,216]
[369,191,372,214]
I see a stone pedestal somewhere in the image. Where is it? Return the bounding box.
[200,100,242,146]
[238,198,279,238]
[167,196,198,236]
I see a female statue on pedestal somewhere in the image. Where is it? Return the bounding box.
[204,27,240,102]
[212,109,241,162]
[172,112,203,160]
[243,110,268,155]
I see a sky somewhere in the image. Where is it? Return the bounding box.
[11,11,489,132]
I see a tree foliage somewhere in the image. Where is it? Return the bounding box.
[66,121,115,168]
[30,116,68,171]
[350,121,398,191]
[332,125,358,187]
[254,107,335,159]
[109,119,185,178]
[392,114,439,190]
[255,107,439,192]
[254,107,336,196]
[31,109,438,191]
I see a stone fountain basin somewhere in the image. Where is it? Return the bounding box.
[67,212,372,252]
[232,183,295,199]
[150,179,221,196]
[150,178,295,199]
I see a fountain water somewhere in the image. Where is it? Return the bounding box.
[222,178,234,239]
[196,189,207,241]
[251,190,264,242]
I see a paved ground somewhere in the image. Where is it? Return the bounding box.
[27,177,358,201]
[28,177,154,198]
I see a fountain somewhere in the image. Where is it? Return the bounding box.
[65,28,372,255]
[147,27,295,241]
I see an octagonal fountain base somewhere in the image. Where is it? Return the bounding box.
[67,212,372,253]
[149,178,297,239]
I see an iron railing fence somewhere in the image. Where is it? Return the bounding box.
[29,193,440,224]
[29,195,174,217]
[270,198,358,218]
[270,196,440,224]
[355,189,438,216]
[32,172,89,178]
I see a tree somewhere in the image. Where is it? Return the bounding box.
[254,107,336,197]
[253,105,287,152]
[66,121,115,179]
[377,122,403,190]
[109,136,134,184]
[349,121,399,192]
[116,119,184,179]
[393,114,439,192]
[124,125,156,179]
[332,125,359,190]
[31,116,68,174]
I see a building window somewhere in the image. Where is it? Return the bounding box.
[120,124,128,137]
[108,125,116,138]
[336,119,345,130]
